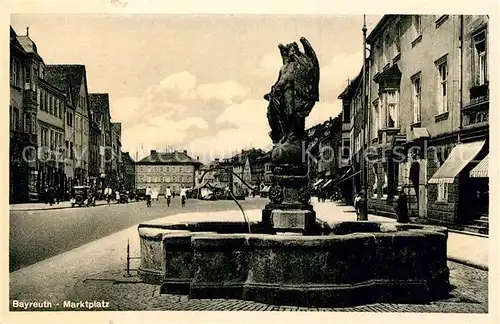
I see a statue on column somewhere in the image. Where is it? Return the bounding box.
[262,37,320,234]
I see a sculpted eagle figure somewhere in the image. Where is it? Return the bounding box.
[265,37,320,144]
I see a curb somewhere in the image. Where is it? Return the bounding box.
[448,228,488,238]
[10,201,140,212]
[447,256,488,271]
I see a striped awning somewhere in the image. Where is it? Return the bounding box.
[321,179,333,189]
[428,140,485,184]
[313,179,325,187]
[470,154,489,178]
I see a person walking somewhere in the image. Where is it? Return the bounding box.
[165,186,172,207]
[180,187,187,207]
[395,186,409,223]
[354,191,362,218]
[145,186,152,207]
[104,186,112,205]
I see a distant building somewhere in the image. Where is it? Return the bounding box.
[120,152,136,191]
[88,93,112,188]
[111,122,122,185]
[135,150,202,194]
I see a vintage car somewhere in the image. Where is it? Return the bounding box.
[136,188,147,201]
[118,191,129,204]
[70,186,95,207]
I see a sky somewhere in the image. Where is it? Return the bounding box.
[11,14,382,162]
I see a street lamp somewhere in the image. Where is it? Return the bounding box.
[358,14,369,221]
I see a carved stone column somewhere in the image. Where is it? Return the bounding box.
[261,140,316,234]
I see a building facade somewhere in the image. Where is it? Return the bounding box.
[342,15,489,232]
[9,27,39,202]
[120,151,136,191]
[111,122,122,186]
[45,64,90,188]
[135,150,201,194]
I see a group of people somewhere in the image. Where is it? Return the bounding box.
[144,186,188,208]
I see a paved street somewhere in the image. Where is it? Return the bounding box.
[9,197,268,272]
[9,200,489,314]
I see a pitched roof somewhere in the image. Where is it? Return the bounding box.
[10,27,25,54]
[137,151,202,165]
[45,65,87,107]
[17,35,39,54]
[88,93,110,123]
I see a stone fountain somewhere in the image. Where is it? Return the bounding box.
[137,38,450,307]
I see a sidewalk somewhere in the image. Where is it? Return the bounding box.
[312,199,488,270]
[9,205,488,307]
[10,200,132,212]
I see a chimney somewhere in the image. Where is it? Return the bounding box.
[26,27,29,37]
[150,150,156,155]
[196,156,200,161]
[183,150,187,154]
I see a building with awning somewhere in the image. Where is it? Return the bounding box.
[428,140,485,184]
[470,154,488,178]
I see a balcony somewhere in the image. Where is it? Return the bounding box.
[469,83,489,103]
[462,83,489,128]
[23,90,38,110]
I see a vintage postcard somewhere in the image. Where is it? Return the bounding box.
[2,0,498,323]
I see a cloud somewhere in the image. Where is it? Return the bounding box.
[197,80,249,104]
[319,51,362,100]
[306,100,342,128]
[248,52,282,77]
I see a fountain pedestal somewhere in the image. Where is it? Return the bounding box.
[261,140,317,234]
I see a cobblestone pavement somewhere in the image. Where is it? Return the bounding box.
[68,261,487,313]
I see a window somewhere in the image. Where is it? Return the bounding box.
[11,107,19,131]
[383,34,390,65]
[33,67,38,91]
[31,115,36,135]
[173,176,177,182]
[437,183,449,202]
[342,139,350,159]
[372,99,380,136]
[147,177,151,183]
[50,130,55,150]
[24,66,31,90]
[11,59,18,86]
[70,142,74,159]
[412,76,421,122]
[342,103,351,123]
[474,31,487,85]
[66,111,73,127]
[438,62,448,113]
[24,113,31,134]
[385,90,399,128]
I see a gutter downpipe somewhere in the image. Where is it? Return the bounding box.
[458,15,464,144]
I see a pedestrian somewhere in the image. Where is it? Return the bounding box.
[395,186,409,223]
[104,186,112,205]
[165,186,172,207]
[48,186,55,206]
[145,186,152,207]
[180,187,187,207]
[354,191,361,217]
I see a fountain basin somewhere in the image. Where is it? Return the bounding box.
[138,221,449,307]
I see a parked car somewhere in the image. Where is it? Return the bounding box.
[70,186,95,207]
[136,188,146,201]
[118,192,129,204]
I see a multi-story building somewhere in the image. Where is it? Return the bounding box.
[120,151,136,191]
[38,68,66,199]
[342,15,489,232]
[111,122,122,185]
[232,156,251,193]
[88,93,113,187]
[88,94,102,189]
[135,150,202,194]
[45,64,90,187]
[9,27,39,202]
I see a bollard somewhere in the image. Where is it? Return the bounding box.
[124,239,132,277]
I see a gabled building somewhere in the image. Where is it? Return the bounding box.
[45,64,91,187]
[120,151,136,191]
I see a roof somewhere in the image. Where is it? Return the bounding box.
[10,27,25,54]
[338,69,363,100]
[89,93,110,122]
[137,151,202,165]
[366,15,395,44]
[45,65,87,107]
[17,35,38,54]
